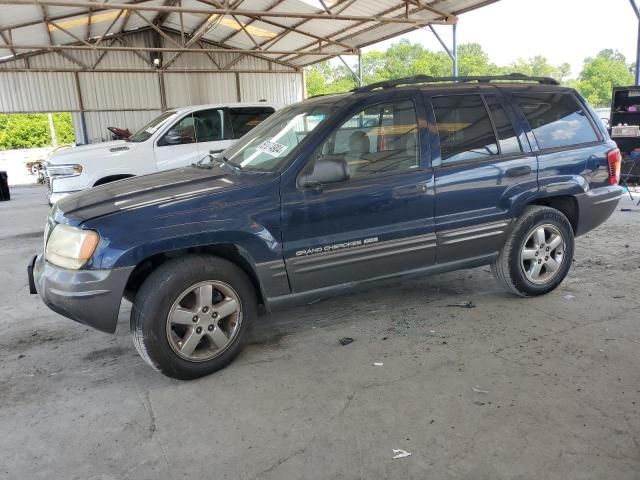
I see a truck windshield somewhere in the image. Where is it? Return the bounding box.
[223,102,338,171]
[128,111,178,143]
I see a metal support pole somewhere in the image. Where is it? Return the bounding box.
[73,71,88,145]
[338,55,361,86]
[636,12,640,85]
[631,0,640,85]
[157,70,167,111]
[357,50,363,87]
[47,113,58,147]
[452,23,458,78]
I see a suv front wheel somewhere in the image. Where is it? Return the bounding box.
[492,206,575,296]
[130,255,257,379]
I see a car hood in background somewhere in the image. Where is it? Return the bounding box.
[53,165,276,222]
[47,140,139,164]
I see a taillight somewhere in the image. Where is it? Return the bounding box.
[607,148,622,185]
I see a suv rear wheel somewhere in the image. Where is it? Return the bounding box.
[130,255,257,379]
[492,206,574,296]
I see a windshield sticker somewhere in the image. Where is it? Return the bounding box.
[256,140,287,157]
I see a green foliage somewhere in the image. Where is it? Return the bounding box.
[571,49,634,107]
[0,112,74,150]
[53,112,75,145]
[304,40,597,98]
[508,56,571,83]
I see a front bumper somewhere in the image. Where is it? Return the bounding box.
[575,185,624,236]
[28,254,134,333]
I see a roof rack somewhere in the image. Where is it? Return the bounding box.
[355,73,560,93]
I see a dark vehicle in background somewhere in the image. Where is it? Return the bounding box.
[609,86,640,181]
[29,74,623,379]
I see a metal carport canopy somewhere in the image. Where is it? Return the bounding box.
[0,0,498,71]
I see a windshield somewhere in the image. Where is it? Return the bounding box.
[224,102,338,171]
[128,110,178,143]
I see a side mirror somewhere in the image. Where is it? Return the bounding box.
[299,156,349,188]
[163,129,182,145]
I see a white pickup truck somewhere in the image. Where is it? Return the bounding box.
[45,102,278,204]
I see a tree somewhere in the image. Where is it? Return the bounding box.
[508,55,571,83]
[304,41,570,97]
[572,49,634,107]
[0,113,75,150]
[457,43,502,76]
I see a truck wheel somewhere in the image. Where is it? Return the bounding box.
[492,206,574,297]
[130,255,257,379]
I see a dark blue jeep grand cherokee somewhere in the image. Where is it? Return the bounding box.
[29,74,624,379]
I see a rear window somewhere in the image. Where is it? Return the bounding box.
[513,92,599,150]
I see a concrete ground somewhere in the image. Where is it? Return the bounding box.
[1,186,639,480]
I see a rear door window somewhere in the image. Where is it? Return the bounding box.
[484,96,522,155]
[228,107,275,139]
[513,92,599,150]
[431,95,499,164]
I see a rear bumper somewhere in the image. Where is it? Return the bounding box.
[29,254,133,333]
[575,185,624,236]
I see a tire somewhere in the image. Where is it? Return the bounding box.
[130,255,257,379]
[492,205,574,297]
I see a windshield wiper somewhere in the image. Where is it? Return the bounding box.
[218,155,242,171]
[191,153,241,171]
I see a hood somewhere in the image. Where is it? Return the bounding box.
[53,165,276,222]
[48,140,138,164]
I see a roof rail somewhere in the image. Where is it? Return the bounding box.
[355,73,560,92]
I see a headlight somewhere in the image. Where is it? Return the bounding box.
[46,164,83,177]
[45,224,99,270]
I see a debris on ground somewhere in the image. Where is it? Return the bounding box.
[563,294,575,300]
[339,337,354,346]
[473,401,486,406]
[392,449,412,459]
[373,362,384,366]
[447,301,475,309]
[472,385,489,394]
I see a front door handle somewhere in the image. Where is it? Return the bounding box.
[393,182,428,198]
[505,165,532,177]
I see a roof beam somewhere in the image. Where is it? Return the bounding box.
[95,8,124,46]
[0,30,18,57]
[277,0,448,64]
[3,42,352,56]
[47,18,94,47]
[152,0,180,27]
[160,25,298,69]
[0,67,296,73]
[131,10,183,48]
[0,0,147,33]
[0,1,457,25]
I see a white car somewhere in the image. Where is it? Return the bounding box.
[45,102,278,204]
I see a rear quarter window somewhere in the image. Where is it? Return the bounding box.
[513,92,599,150]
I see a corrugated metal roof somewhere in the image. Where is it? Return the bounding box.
[0,0,499,70]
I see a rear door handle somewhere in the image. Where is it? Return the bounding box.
[505,165,532,177]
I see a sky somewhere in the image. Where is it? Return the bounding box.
[365,0,638,79]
